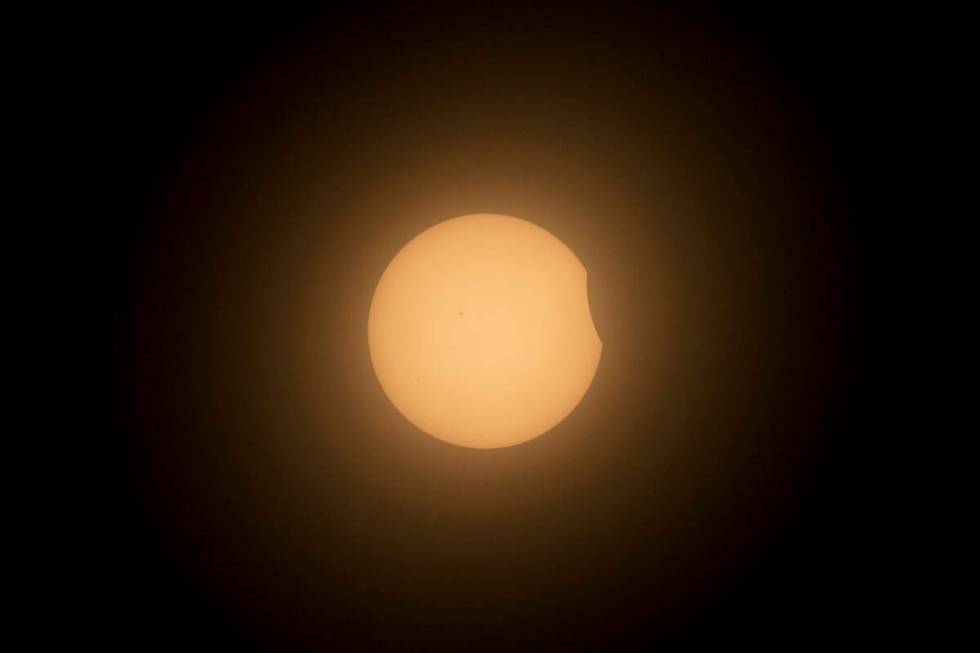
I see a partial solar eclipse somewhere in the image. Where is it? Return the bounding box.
[368,214,602,448]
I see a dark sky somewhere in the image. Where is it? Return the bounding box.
[104,3,876,650]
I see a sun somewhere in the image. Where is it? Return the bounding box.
[368,213,602,448]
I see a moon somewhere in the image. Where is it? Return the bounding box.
[368,213,602,449]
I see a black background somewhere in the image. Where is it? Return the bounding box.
[102,3,878,650]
